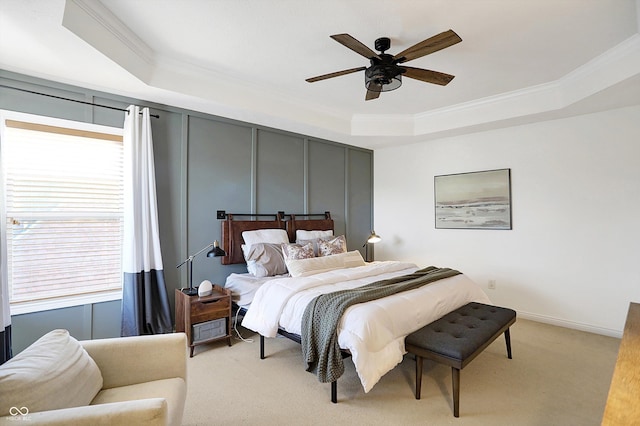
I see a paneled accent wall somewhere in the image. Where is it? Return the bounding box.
[0,70,373,352]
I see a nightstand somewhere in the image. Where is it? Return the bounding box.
[175,286,232,357]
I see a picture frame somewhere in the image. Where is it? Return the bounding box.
[434,168,512,230]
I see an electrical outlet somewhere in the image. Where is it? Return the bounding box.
[488,280,496,290]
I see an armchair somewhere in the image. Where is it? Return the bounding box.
[0,330,187,426]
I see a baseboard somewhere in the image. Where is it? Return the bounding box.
[517,311,623,339]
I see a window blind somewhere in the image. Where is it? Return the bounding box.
[3,119,124,306]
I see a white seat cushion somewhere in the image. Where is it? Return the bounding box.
[91,377,186,426]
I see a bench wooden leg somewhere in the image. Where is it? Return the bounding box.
[504,328,512,359]
[452,367,460,417]
[415,356,423,399]
[331,381,337,403]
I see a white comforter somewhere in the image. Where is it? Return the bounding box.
[241,261,491,392]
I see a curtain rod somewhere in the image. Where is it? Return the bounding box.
[0,85,160,118]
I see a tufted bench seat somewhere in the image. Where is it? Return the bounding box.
[405,302,516,417]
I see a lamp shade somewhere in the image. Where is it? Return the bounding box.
[366,231,382,244]
[207,240,226,257]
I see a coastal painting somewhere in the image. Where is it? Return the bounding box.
[435,169,511,230]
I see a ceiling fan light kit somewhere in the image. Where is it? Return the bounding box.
[365,39,404,93]
[365,66,402,92]
[306,30,462,101]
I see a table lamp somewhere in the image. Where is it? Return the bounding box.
[177,240,226,296]
[362,231,381,262]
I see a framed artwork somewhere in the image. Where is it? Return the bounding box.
[434,168,511,230]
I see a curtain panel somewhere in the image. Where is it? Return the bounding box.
[0,213,11,364]
[121,106,172,336]
[0,127,12,363]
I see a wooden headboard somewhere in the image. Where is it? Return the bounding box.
[286,212,333,242]
[219,211,333,265]
[220,213,285,265]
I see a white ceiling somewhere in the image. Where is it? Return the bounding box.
[1,0,639,149]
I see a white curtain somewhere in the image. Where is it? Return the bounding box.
[0,122,12,363]
[121,106,172,336]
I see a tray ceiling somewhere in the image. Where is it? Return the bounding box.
[1,0,638,148]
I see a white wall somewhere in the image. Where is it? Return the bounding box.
[374,105,640,337]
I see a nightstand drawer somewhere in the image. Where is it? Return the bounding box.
[191,296,229,324]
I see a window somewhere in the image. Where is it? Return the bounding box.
[0,111,124,315]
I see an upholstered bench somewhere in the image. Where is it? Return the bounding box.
[405,302,516,417]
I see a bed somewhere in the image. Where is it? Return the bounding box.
[220,211,491,402]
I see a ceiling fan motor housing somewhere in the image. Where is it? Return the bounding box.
[374,37,391,53]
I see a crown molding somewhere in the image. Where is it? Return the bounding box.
[61,0,352,139]
[62,0,155,81]
[351,34,640,137]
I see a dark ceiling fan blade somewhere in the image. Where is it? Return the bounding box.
[331,34,380,60]
[393,29,462,63]
[365,84,382,101]
[402,66,455,86]
[306,66,366,83]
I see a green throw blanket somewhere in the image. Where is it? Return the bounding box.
[301,266,461,383]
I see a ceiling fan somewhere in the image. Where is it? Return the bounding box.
[306,29,462,101]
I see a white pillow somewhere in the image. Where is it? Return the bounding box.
[242,229,289,246]
[0,329,103,416]
[286,250,366,277]
[296,229,333,240]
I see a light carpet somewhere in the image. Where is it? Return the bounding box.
[182,319,619,425]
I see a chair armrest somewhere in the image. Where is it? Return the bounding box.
[80,333,187,389]
[0,398,168,426]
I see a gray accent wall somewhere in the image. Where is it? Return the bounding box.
[0,70,374,353]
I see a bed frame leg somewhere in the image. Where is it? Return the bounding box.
[260,335,265,359]
[331,381,337,403]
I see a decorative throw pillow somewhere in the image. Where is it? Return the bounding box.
[281,242,315,261]
[296,238,324,256]
[0,329,103,416]
[318,235,347,257]
[244,242,287,277]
